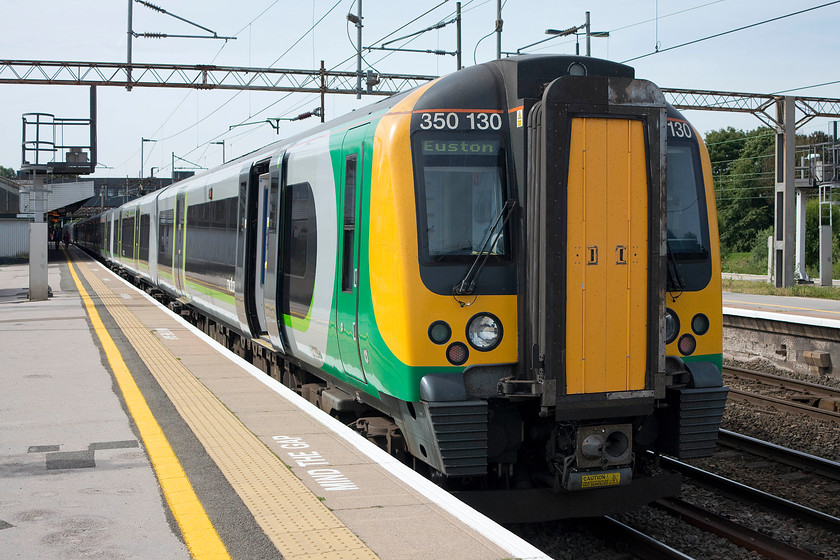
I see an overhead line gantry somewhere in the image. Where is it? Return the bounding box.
[0,59,436,96]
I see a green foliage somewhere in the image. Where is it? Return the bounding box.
[704,127,752,177]
[0,166,15,179]
[719,226,773,274]
[706,126,837,270]
[710,128,775,254]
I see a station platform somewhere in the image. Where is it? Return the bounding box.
[0,247,548,560]
[723,291,840,328]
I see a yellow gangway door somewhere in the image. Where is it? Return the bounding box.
[565,117,648,394]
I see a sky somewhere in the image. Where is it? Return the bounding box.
[1,0,839,180]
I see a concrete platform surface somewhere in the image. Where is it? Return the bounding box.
[0,249,549,560]
[724,291,840,327]
[0,252,189,559]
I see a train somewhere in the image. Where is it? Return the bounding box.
[75,54,728,522]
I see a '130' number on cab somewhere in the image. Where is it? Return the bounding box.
[667,120,693,139]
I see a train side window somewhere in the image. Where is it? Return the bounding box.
[282,182,317,320]
[139,214,150,263]
[227,197,239,231]
[211,199,225,228]
[342,154,357,293]
[198,201,210,228]
[186,205,196,228]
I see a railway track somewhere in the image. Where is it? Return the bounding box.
[723,366,840,424]
[589,516,696,560]
[717,429,840,482]
[724,366,840,398]
[661,455,840,533]
[654,497,826,560]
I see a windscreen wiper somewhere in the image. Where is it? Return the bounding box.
[666,239,685,293]
[453,199,517,296]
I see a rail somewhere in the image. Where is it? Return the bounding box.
[653,497,825,560]
[717,429,840,482]
[659,456,840,533]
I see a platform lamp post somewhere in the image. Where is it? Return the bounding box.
[140,137,156,177]
[211,140,225,164]
[545,12,608,56]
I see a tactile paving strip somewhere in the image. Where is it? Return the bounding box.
[77,261,378,560]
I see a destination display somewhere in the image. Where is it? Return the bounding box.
[421,139,501,156]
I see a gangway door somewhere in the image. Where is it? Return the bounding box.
[564,117,648,393]
[525,75,668,406]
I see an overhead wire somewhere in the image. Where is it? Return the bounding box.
[118,0,285,174]
[215,0,459,157]
[523,0,727,54]
[622,0,840,63]
[771,79,840,96]
[148,0,349,173]
[335,0,456,75]
[223,0,457,134]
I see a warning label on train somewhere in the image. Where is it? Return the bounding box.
[580,472,621,488]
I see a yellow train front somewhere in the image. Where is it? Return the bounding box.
[371,55,727,521]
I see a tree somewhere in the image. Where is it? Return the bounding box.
[704,127,751,178]
[710,128,775,253]
[0,166,15,179]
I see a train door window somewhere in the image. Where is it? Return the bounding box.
[342,154,357,293]
[122,213,134,258]
[139,214,150,263]
[158,208,174,273]
[282,182,317,320]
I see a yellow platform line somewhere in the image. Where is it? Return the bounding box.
[66,254,230,560]
[71,254,378,560]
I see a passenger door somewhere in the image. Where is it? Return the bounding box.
[251,170,271,336]
[133,206,141,270]
[334,125,368,383]
[173,190,186,294]
[264,152,287,353]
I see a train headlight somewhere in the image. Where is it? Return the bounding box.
[665,308,679,344]
[466,313,502,351]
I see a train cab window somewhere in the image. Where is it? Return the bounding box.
[666,132,712,291]
[414,135,509,261]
